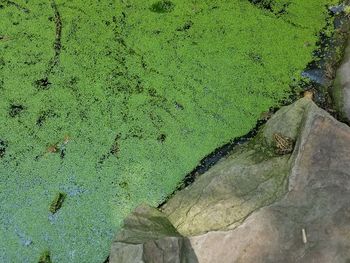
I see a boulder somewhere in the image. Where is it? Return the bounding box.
[109,204,198,263]
[187,98,350,262]
[334,36,350,121]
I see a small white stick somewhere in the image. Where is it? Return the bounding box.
[302,228,307,244]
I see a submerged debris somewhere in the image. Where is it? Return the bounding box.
[38,250,52,263]
[46,143,59,154]
[2,0,30,13]
[248,0,290,16]
[49,192,66,214]
[9,104,25,117]
[35,77,51,89]
[150,0,175,13]
[157,133,167,143]
[0,139,8,158]
[110,134,121,157]
[49,0,62,73]
[43,135,70,159]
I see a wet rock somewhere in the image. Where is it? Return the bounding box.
[301,68,330,86]
[109,204,197,263]
[187,98,350,262]
[334,36,350,121]
[329,4,346,14]
[262,98,310,143]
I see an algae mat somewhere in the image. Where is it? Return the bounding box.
[0,0,336,261]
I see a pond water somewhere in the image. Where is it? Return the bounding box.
[0,0,337,261]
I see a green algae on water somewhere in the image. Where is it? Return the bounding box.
[0,0,338,262]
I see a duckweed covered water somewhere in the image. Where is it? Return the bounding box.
[0,0,337,261]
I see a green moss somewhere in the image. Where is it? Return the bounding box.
[246,129,278,163]
[0,0,338,262]
[345,5,350,16]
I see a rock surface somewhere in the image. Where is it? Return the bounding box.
[109,204,197,263]
[188,98,350,262]
[334,36,350,121]
[111,98,350,262]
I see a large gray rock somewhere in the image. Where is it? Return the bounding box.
[187,98,350,262]
[109,204,198,263]
[334,36,350,121]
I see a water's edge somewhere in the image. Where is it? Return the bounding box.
[158,3,350,208]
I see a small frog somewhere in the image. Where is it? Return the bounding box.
[273,133,295,155]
